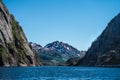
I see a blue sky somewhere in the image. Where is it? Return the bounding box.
[3,0,120,50]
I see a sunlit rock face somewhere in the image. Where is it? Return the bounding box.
[77,13,120,66]
[0,1,42,66]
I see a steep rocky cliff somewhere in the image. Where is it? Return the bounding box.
[77,13,120,66]
[0,1,42,66]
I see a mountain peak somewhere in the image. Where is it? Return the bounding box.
[44,41,63,48]
[44,41,79,54]
[30,41,86,66]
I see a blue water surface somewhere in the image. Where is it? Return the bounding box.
[0,66,120,80]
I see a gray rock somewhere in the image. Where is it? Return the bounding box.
[0,1,42,66]
[77,13,120,66]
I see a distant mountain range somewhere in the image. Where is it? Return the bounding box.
[77,13,120,67]
[30,41,86,66]
[0,0,120,67]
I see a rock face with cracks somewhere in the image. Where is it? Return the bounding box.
[0,1,42,66]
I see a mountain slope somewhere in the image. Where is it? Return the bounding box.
[77,13,120,66]
[45,41,84,58]
[30,41,86,66]
[0,1,42,66]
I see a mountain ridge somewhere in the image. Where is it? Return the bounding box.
[30,41,86,66]
[77,13,120,66]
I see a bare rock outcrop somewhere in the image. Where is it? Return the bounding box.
[0,1,42,66]
[77,13,120,66]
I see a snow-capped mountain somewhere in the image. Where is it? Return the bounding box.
[44,41,84,58]
[30,41,86,66]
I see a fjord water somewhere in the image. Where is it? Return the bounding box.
[0,66,120,80]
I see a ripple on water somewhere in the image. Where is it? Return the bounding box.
[0,66,120,80]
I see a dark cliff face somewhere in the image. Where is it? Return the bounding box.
[30,41,86,66]
[78,13,120,66]
[0,1,42,66]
